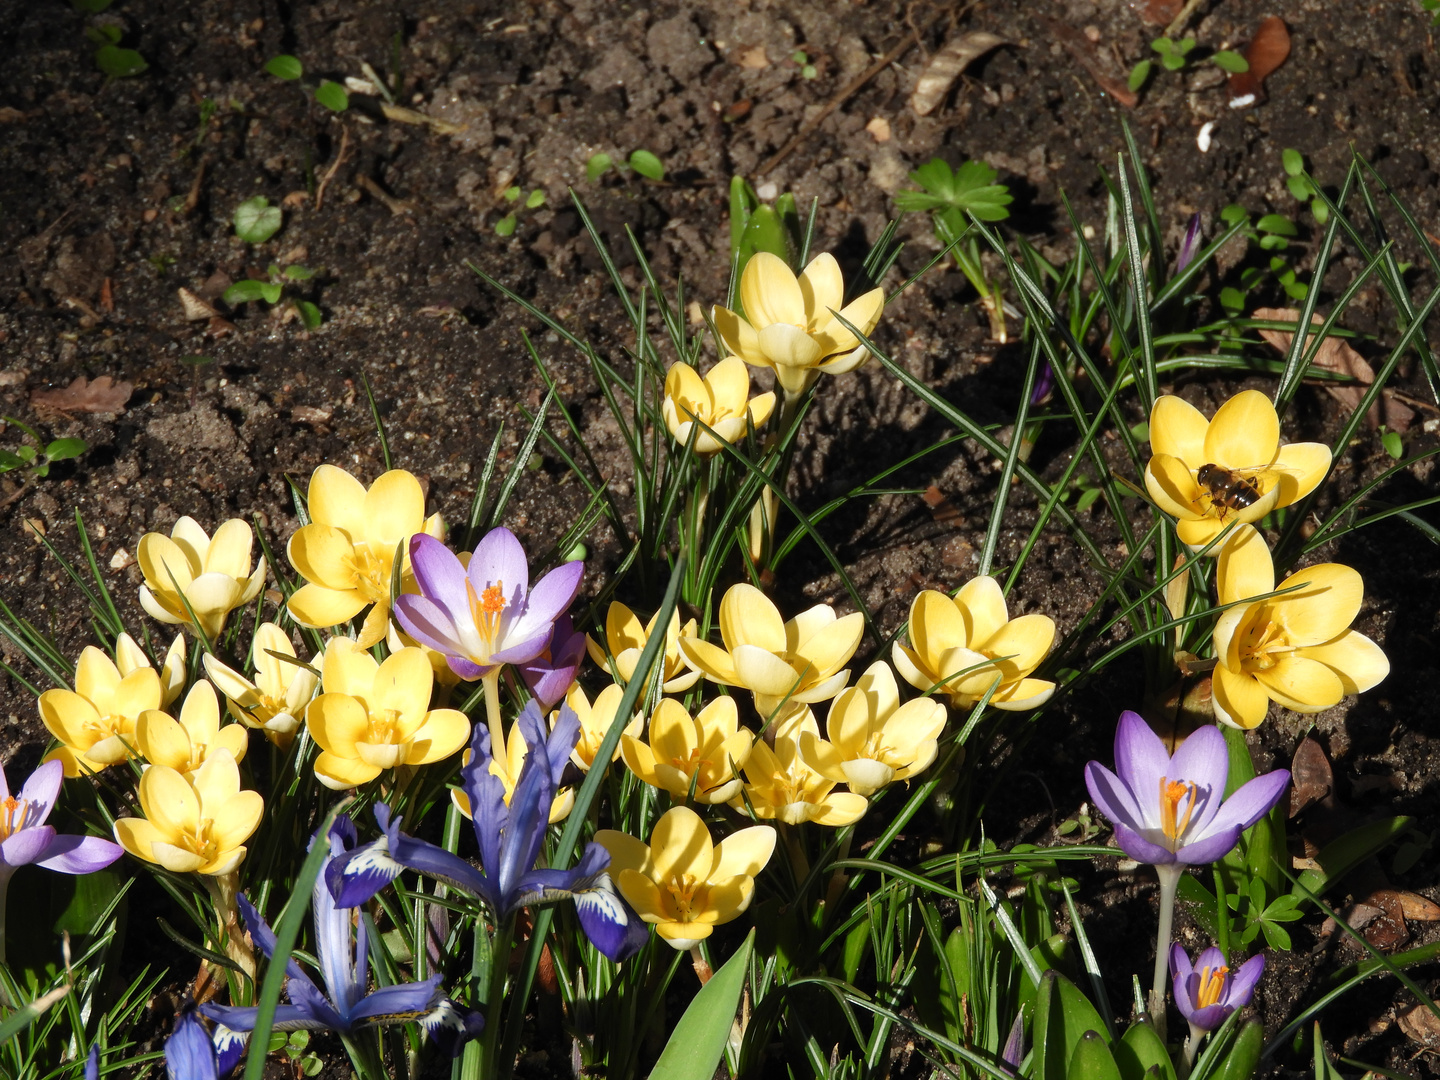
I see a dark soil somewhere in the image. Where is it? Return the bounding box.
[3,0,1440,1076]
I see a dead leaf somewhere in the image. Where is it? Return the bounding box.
[292,406,333,425]
[0,106,28,123]
[1399,892,1440,922]
[865,116,892,142]
[1360,889,1409,950]
[1399,1003,1440,1048]
[1229,17,1291,108]
[207,316,237,338]
[910,31,1008,115]
[1288,736,1333,817]
[380,102,466,135]
[30,375,132,415]
[1130,0,1184,25]
[178,287,219,322]
[1253,307,1415,431]
[736,45,769,69]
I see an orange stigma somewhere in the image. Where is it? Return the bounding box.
[466,579,508,654]
[1196,964,1230,1009]
[0,795,29,840]
[1158,777,1198,843]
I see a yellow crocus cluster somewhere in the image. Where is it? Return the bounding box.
[587,602,701,695]
[662,356,775,456]
[138,517,267,639]
[621,696,753,805]
[137,681,249,776]
[114,750,262,875]
[286,465,445,648]
[40,641,163,777]
[204,623,319,748]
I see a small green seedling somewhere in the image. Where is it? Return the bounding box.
[791,50,818,79]
[1380,426,1404,460]
[895,158,1014,340]
[1282,149,1330,225]
[224,264,322,328]
[583,150,666,184]
[233,196,283,244]
[1216,204,1307,313]
[494,186,547,237]
[268,1030,323,1078]
[1152,36,1195,71]
[1130,39,1247,94]
[0,418,86,481]
[264,55,349,113]
[83,19,147,78]
[1226,878,1303,951]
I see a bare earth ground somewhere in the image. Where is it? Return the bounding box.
[2,0,1440,1074]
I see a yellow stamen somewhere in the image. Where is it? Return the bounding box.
[1196,965,1230,1009]
[1158,777,1198,842]
[665,873,701,921]
[465,579,507,655]
[1,796,30,840]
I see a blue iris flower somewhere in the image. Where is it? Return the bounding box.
[328,701,647,962]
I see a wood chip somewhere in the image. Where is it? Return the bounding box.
[1132,0,1183,25]
[1399,1003,1440,1048]
[865,116,892,142]
[292,406,333,424]
[736,45,769,69]
[1253,307,1415,431]
[178,287,219,321]
[1399,892,1440,922]
[1229,17,1291,108]
[0,106,28,123]
[30,374,132,415]
[910,31,1008,116]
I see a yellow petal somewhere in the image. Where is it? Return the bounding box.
[747,391,777,430]
[812,287,885,355]
[988,676,1056,711]
[288,524,360,591]
[314,753,382,790]
[757,322,823,369]
[649,806,712,883]
[210,790,264,850]
[712,306,766,367]
[75,645,123,710]
[355,602,391,650]
[1211,663,1270,729]
[307,464,367,537]
[1215,526,1274,605]
[797,253,845,322]
[1271,441,1331,506]
[216,724,251,764]
[678,636,739,685]
[795,612,864,677]
[306,693,369,756]
[720,584,787,653]
[741,252,805,328]
[733,645,805,699]
[1149,395,1209,463]
[693,877,753,925]
[649,699,699,765]
[206,519,255,579]
[363,469,427,558]
[1203,389,1280,468]
[114,818,167,863]
[407,709,471,765]
[287,583,367,629]
[595,830,653,877]
[113,668,163,720]
[620,736,660,787]
[321,639,379,699]
[1145,455,1204,521]
[615,869,669,922]
[955,577,1009,650]
[1256,655,1344,713]
[170,517,212,566]
[139,765,200,836]
[799,732,848,783]
[190,750,242,810]
[1300,630,1388,695]
[980,613,1054,677]
[39,689,101,748]
[137,711,191,770]
[909,590,966,672]
[139,533,198,592]
[707,355,752,414]
[139,587,182,632]
[810,792,869,826]
[373,648,435,720]
[1273,563,1363,645]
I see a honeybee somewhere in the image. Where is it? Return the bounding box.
[1196,462,1266,518]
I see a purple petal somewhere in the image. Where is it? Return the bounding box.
[1199,770,1291,839]
[328,835,405,908]
[1083,763,1146,833]
[237,894,310,984]
[393,594,466,657]
[509,560,584,640]
[1112,822,1176,865]
[389,829,495,908]
[492,733,555,910]
[1176,213,1203,274]
[285,978,348,1031]
[418,999,485,1058]
[1193,946,1227,973]
[1223,952,1265,1009]
[214,1025,247,1075]
[1168,943,1195,985]
[1186,1002,1232,1032]
[409,534,468,606]
[1173,825,1243,866]
[348,977,443,1026]
[468,528,531,607]
[1,824,56,867]
[519,616,586,707]
[489,628,554,667]
[1167,726,1230,836]
[447,656,488,681]
[574,875,649,961]
[33,834,123,874]
[85,1046,99,1080]
[165,1010,218,1080]
[313,855,359,1017]
[18,759,63,823]
[201,1001,333,1034]
[542,700,582,787]
[1114,712,1170,813]
[1002,1010,1026,1071]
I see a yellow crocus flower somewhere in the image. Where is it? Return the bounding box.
[894,577,1055,711]
[115,631,186,708]
[1144,390,1330,551]
[677,583,863,718]
[586,601,701,694]
[561,683,642,771]
[39,645,162,777]
[1211,526,1388,729]
[285,465,445,649]
[203,623,318,748]
[138,517,267,639]
[620,696,754,804]
[113,750,262,875]
[713,252,885,397]
[596,805,776,949]
[304,640,469,790]
[732,707,868,826]
[662,356,776,455]
[799,660,947,796]
[136,681,249,775]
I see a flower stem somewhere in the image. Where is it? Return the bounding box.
[203,870,256,981]
[1149,863,1183,1039]
[466,916,513,1080]
[482,670,504,758]
[1179,1022,1204,1080]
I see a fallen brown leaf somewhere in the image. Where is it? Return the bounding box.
[910,31,1008,116]
[178,287,219,322]
[1399,891,1440,922]
[1253,307,1415,431]
[1399,1003,1440,1048]
[1360,889,1409,950]
[30,375,132,415]
[1288,736,1333,817]
[1229,17,1291,108]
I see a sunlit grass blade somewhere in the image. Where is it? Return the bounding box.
[358,370,391,471]
[461,422,505,551]
[484,380,551,530]
[1116,154,1158,412]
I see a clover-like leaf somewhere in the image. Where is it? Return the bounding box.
[265,55,303,80]
[234,197,283,244]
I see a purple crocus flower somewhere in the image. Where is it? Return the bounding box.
[394,529,584,683]
[202,824,483,1058]
[1176,213,1202,274]
[0,759,122,961]
[327,703,647,962]
[519,613,586,707]
[1170,944,1263,1033]
[1083,712,1289,867]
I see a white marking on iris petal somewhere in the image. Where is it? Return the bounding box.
[346,842,405,880]
[574,886,628,925]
